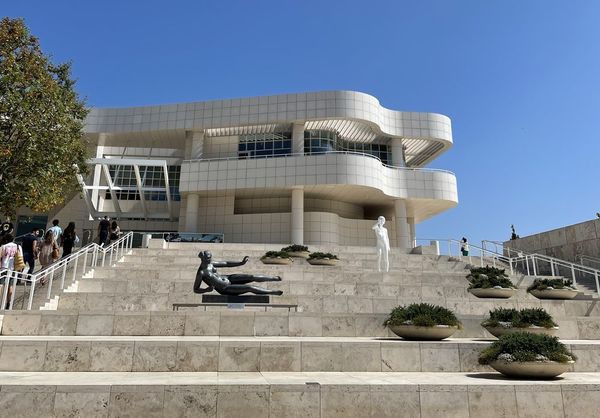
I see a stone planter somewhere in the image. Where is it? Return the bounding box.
[388,324,458,340]
[469,287,516,299]
[287,251,310,259]
[489,360,573,378]
[307,258,339,266]
[260,257,293,265]
[484,325,559,338]
[529,288,578,300]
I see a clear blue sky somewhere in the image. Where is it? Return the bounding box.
[5,0,600,245]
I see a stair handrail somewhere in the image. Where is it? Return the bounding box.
[577,254,600,269]
[419,238,600,297]
[481,240,531,259]
[0,231,134,311]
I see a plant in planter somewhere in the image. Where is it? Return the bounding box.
[527,278,579,300]
[260,251,293,265]
[481,307,559,338]
[307,252,339,266]
[466,266,517,298]
[478,332,576,378]
[281,244,310,258]
[383,303,462,340]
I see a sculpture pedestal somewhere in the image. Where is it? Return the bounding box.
[202,294,269,304]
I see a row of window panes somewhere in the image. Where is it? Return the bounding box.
[238,133,292,158]
[106,165,181,201]
[303,130,390,164]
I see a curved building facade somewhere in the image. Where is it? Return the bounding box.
[32,91,457,248]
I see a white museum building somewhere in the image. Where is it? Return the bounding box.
[21,91,458,248]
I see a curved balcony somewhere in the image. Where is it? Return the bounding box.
[180,151,457,222]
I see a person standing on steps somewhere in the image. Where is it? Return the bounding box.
[61,222,77,258]
[372,216,390,273]
[47,220,63,248]
[460,237,470,256]
[0,233,23,304]
[109,220,121,243]
[98,216,110,246]
[21,227,40,275]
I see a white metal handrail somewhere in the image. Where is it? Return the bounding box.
[481,240,530,259]
[0,232,134,311]
[577,254,600,269]
[419,237,600,297]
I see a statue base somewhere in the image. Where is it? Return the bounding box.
[202,294,269,304]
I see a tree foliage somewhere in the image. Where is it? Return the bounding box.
[0,17,88,217]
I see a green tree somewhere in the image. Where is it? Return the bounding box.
[0,17,88,217]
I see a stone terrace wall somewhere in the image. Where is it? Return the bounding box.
[504,219,600,262]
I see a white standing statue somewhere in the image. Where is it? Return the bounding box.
[372,216,390,272]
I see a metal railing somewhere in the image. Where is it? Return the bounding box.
[577,254,600,270]
[183,150,456,175]
[0,232,134,311]
[419,238,600,297]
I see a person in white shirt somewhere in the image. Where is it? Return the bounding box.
[47,219,63,247]
[0,233,23,307]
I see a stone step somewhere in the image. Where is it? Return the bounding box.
[88,268,475,284]
[0,336,597,373]
[54,291,600,317]
[0,371,597,417]
[2,310,599,340]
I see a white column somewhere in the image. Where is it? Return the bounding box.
[408,217,416,248]
[390,138,405,167]
[190,131,204,160]
[92,133,106,212]
[185,193,200,232]
[291,187,304,244]
[394,199,411,249]
[292,122,305,155]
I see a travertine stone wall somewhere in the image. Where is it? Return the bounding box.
[504,219,600,262]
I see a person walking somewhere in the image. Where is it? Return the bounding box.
[98,216,110,246]
[21,227,40,275]
[38,230,60,285]
[47,220,63,247]
[109,220,121,243]
[0,233,24,306]
[61,222,77,258]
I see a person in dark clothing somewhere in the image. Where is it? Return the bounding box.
[21,228,40,275]
[98,216,110,246]
[62,222,77,258]
[0,220,14,245]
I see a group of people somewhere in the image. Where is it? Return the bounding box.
[0,219,78,283]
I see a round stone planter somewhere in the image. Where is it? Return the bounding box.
[307,258,339,266]
[484,325,559,338]
[286,251,310,259]
[528,288,579,300]
[489,360,573,378]
[469,287,517,299]
[260,257,293,265]
[388,324,458,340]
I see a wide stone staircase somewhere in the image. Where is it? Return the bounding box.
[0,242,599,417]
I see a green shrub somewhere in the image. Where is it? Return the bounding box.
[261,251,290,259]
[478,332,576,364]
[467,266,515,289]
[282,244,309,252]
[481,307,557,329]
[384,303,461,328]
[527,278,575,291]
[308,252,339,260]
